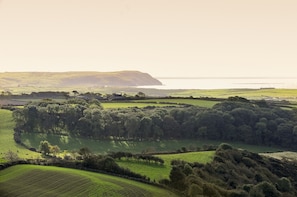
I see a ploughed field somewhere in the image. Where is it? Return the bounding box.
[0,165,178,197]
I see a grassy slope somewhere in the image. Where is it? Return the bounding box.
[0,165,178,197]
[117,151,215,181]
[0,109,41,162]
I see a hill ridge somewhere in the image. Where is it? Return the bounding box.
[0,70,162,87]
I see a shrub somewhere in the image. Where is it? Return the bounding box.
[250,181,280,197]
[217,143,233,151]
[276,177,292,192]
[202,183,221,197]
[188,184,203,197]
[183,163,193,175]
[242,157,256,168]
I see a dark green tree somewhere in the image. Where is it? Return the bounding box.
[39,140,51,155]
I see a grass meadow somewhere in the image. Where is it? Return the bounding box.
[101,101,178,109]
[21,132,285,155]
[117,151,215,181]
[0,109,41,163]
[0,165,178,197]
[134,98,219,108]
[171,88,297,101]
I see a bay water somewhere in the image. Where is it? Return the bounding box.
[139,77,297,89]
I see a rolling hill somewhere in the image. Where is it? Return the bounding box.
[0,165,178,197]
[0,71,162,88]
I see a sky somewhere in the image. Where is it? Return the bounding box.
[0,0,296,78]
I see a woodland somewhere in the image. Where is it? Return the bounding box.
[13,97,297,150]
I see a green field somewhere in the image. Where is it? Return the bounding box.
[0,109,41,163]
[21,132,285,155]
[4,85,297,102]
[101,102,178,109]
[21,133,215,154]
[0,165,178,197]
[117,151,214,181]
[134,98,219,108]
[170,88,297,101]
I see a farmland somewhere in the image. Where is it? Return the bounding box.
[133,98,219,108]
[0,109,41,162]
[0,165,178,197]
[20,132,285,155]
[117,151,215,181]
[101,101,178,109]
[2,89,297,196]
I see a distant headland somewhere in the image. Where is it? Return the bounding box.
[0,71,162,88]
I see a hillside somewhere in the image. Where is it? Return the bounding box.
[0,71,162,88]
[0,165,178,197]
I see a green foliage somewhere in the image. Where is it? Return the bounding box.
[188,183,203,197]
[250,181,280,197]
[39,140,50,155]
[162,146,297,197]
[276,177,292,192]
[202,183,222,197]
[39,140,60,156]
[13,98,297,149]
[183,163,193,175]
[169,166,186,191]
[217,143,233,151]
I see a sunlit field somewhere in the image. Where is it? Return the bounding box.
[117,151,215,181]
[0,165,178,197]
[0,109,41,163]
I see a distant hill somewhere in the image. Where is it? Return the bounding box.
[0,71,162,88]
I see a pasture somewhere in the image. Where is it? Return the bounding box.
[134,98,219,108]
[117,151,215,181]
[21,133,285,155]
[0,109,41,163]
[171,88,297,101]
[0,165,178,197]
[101,101,178,109]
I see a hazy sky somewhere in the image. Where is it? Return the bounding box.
[0,0,296,77]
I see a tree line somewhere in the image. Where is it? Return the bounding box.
[13,97,297,149]
[161,143,297,197]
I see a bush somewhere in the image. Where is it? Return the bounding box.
[202,183,221,197]
[188,184,203,197]
[241,157,256,168]
[250,181,280,197]
[217,143,233,151]
[276,177,292,192]
[4,150,19,162]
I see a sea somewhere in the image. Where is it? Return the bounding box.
[139,77,297,90]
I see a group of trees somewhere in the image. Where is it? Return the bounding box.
[162,143,297,197]
[13,97,297,149]
[39,140,60,155]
